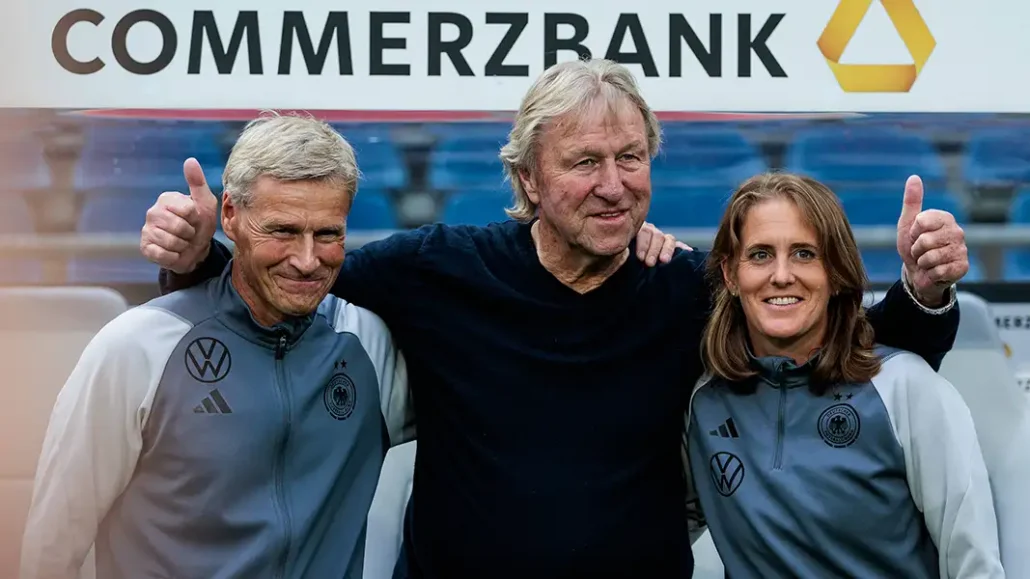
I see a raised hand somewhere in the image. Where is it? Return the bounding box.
[896,175,969,306]
[140,158,220,274]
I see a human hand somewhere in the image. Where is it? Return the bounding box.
[636,222,692,267]
[896,175,969,306]
[140,158,220,274]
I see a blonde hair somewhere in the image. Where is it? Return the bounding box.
[223,111,360,207]
[499,58,662,222]
[702,172,881,394]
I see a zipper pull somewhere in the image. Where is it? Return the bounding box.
[275,332,288,359]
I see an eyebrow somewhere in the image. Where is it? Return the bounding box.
[619,142,648,156]
[562,145,601,160]
[746,241,819,251]
[263,221,298,232]
[563,140,647,160]
[264,222,345,235]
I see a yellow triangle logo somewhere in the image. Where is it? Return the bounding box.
[817,0,936,92]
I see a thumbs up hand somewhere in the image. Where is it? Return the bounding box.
[896,175,969,307]
[140,158,220,274]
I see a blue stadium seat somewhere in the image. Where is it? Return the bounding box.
[651,131,766,188]
[68,192,160,284]
[1003,190,1030,281]
[349,189,398,230]
[332,123,395,143]
[838,191,984,282]
[426,122,512,140]
[429,133,509,191]
[74,122,226,193]
[352,139,406,190]
[440,189,513,226]
[785,127,946,188]
[838,190,968,224]
[0,195,42,284]
[833,184,952,200]
[646,188,731,229]
[963,129,1030,187]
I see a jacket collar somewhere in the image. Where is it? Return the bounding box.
[210,261,315,351]
[746,345,821,389]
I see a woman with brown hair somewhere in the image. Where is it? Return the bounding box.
[683,173,1004,578]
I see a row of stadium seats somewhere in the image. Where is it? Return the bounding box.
[0,121,405,194]
[429,124,1030,192]
[6,121,1030,195]
[2,118,1030,283]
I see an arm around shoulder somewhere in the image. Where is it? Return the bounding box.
[864,273,960,371]
[877,354,1004,578]
[159,226,430,315]
[332,227,431,312]
[158,239,233,295]
[20,307,186,579]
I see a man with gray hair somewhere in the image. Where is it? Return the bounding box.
[143,60,969,578]
[21,114,414,579]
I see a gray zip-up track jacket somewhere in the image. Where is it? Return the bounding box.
[22,266,414,578]
[684,346,1003,578]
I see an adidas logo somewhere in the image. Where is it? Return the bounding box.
[193,389,233,414]
[709,417,739,439]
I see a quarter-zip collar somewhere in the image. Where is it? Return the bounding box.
[210,261,315,351]
[747,347,821,389]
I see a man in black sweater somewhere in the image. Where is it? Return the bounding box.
[141,60,970,578]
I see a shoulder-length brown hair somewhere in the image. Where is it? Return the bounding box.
[702,172,881,394]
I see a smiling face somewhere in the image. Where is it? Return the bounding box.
[723,197,832,361]
[223,175,347,326]
[519,96,652,257]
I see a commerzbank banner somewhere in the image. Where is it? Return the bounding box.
[1,0,1027,112]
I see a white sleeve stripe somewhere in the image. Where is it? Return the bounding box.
[871,353,1004,578]
[869,351,905,449]
[20,307,190,579]
[330,299,414,446]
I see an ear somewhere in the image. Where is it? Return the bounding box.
[721,259,737,296]
[519,168,541,205]
[221,192,237,243]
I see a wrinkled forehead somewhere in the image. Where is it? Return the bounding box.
[246,177,349,230]
[547,94,648,148]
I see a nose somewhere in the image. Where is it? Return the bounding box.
[770,255,795,287]
[592,159,625,202]
[288,235,321,276]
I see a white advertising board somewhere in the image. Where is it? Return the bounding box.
[1,0,1029,112]
[993,303,1030,397]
